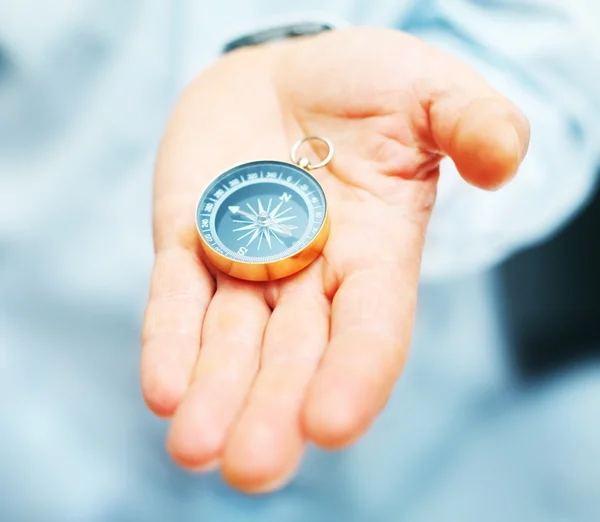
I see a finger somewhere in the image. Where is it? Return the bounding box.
[167,274,270,471]
[302,264,417,449]
[222,269,330,493]
[141,247,214,417]
[424,57,530,190]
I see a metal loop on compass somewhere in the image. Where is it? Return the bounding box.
[290,135,334,170]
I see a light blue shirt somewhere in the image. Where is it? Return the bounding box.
[1,1,599,521]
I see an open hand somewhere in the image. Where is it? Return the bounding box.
[141,27,529,493]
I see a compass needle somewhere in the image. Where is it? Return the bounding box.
[229,206,257,222]
[267,219,293,237]
[271,230,284,245]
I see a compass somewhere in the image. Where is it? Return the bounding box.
[195,136,332,281]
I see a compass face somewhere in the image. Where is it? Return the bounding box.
[196,160,327,264]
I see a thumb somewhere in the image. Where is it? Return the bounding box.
[426,70,530,190]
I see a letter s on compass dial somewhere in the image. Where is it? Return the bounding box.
[195,160,329,281]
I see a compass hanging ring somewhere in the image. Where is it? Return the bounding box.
[195,136,332,281]
[290,135,334,170]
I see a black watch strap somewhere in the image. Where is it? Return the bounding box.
[222,22,333,54]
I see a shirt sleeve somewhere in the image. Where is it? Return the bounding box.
[400,0,600,280]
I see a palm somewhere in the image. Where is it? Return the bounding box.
[142,28,528,492]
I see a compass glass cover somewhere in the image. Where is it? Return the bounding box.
[196,161,327,263]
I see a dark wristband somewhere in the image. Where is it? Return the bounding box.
[222,22,333,54]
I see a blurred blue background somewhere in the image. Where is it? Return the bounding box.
[1,1,599,521]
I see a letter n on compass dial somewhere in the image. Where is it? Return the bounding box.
[195,160,329,281]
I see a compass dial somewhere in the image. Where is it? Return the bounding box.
[196,160,328,281]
